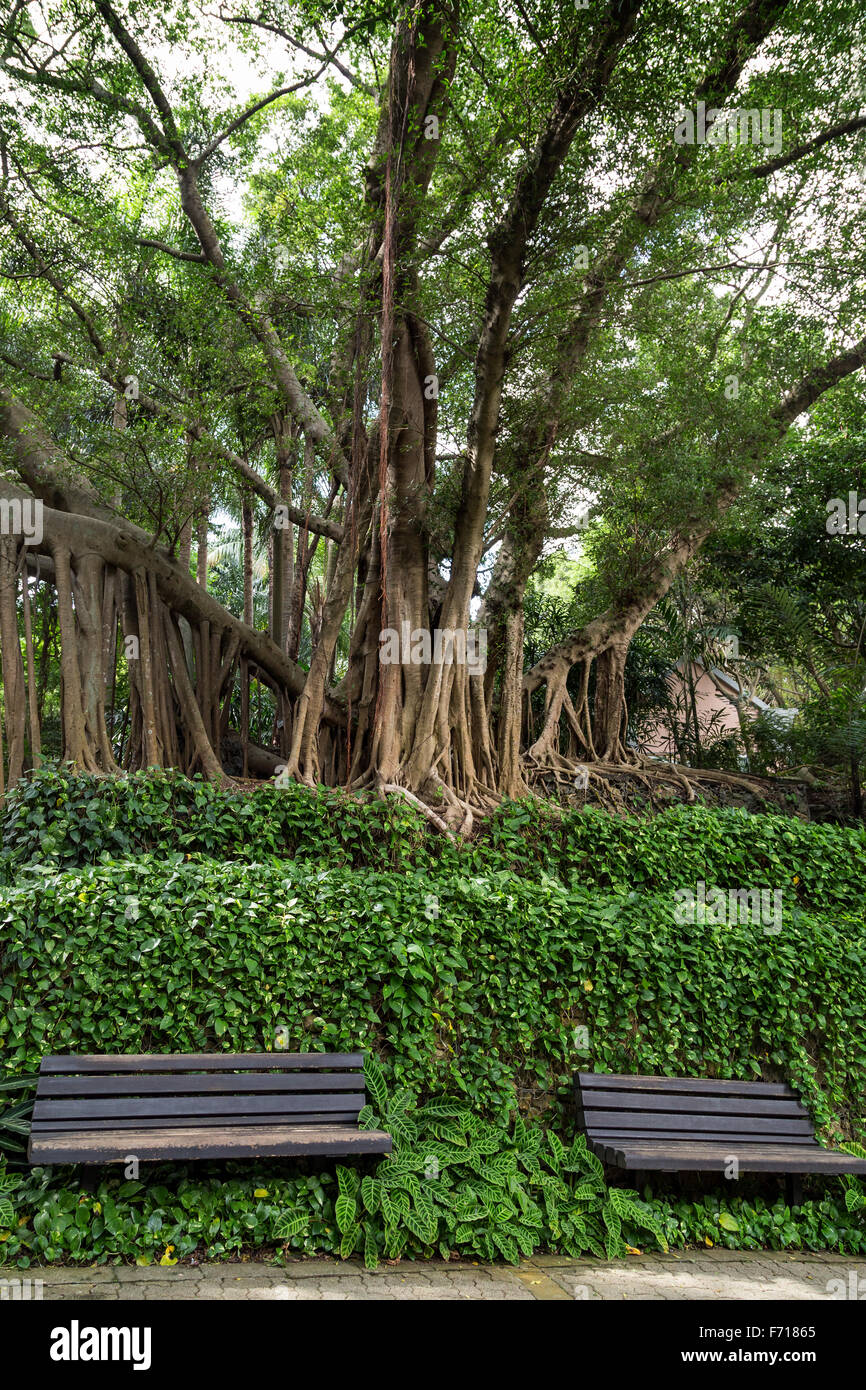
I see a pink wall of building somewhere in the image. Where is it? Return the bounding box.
[642,662,752,758]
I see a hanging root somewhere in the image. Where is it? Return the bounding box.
[668,763,771,800]
[524,747,704,812]
[381,782,458,842]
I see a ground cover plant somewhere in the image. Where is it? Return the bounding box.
[1,772,864,1269]
[3,767,865,910]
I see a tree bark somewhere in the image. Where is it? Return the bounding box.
[0,537,26,785]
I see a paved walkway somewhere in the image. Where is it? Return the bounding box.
[24,1250,866,1300]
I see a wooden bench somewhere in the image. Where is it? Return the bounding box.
[28,1053,392,1165]
[576,1071,866,1203]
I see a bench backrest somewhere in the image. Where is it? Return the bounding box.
[575,1072,818,1146]
[32,1053,369,1136]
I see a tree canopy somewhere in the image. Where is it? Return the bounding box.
[0,0,864,824]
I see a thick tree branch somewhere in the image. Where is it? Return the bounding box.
[741,114,866,180]
[524,331,866,691]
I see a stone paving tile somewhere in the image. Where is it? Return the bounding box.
[35,1265,119,1284]
[30,1251,866,1301]
[278,1259,359,1278]
[546,1259,863,1301]
[44,1286,120,1301]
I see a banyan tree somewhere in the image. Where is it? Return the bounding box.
[0,0,864,826]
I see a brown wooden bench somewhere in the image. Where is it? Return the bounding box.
[576,1071,866,1203]
[28,1053,392,1165]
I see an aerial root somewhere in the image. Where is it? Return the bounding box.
[381,782,458,841]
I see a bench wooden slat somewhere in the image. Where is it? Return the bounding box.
[31,1111,364,1131]
[580,1109,814,1135]
[33,1093,364,1122]
[39,1053,363,1073]
[590,1129,820,1146]
[576,1072,794,1097]
[601,1142,866,1174]
[29,1123,393,1164]
[38,1073,363,1096]
[578,1090,806,1118]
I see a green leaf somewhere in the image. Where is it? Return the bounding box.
[403,1207,433,1245]
[336,1166,359,1200]
[339,1223,361,1259]
[275,1213,309,1240]
[491,1231,520,1264]
[363,1055,389,1115]
[361,1176,382,1215]
[335,1194,357,1234]
[547,1132,565,1171]
[364,1226,379,1270]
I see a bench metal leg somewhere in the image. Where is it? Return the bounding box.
[785,1174,803,1208]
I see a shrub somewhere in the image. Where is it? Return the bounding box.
[275,1058,667,1267]
[1,854,863,1136]
[3,767,865,916]
[1,768,863,1265]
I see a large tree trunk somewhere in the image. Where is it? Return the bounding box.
[403,6,642,801]
[0,536,26,785]
[196,498,209,588]
[354,8,454,788]
[20,564,42,768]
[242,490,254,628]
[272,413,294,651]
[592,642,630,761]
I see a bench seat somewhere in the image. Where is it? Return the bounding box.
[28,1053,392,1166]
[594,1140,866,1174]
[576,1071,866,1181]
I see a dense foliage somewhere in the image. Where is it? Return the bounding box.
[1,0,865,808]
[1,770,863,1267]
[2,773,865,1124]
[3,1148,865,1270]
[3,767,864,908]
[3,850,864,1128]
